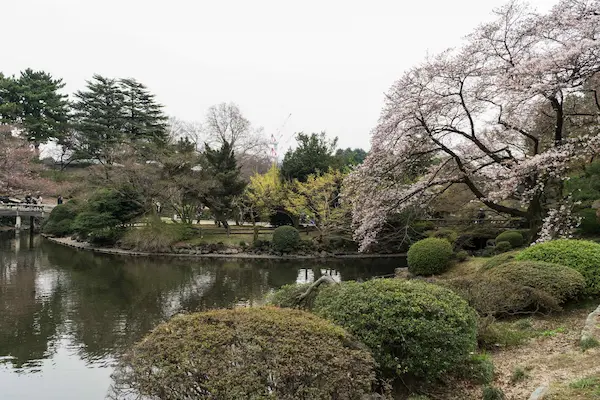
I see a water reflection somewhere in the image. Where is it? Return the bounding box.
[0,232,401,398]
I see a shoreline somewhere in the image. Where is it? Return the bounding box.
[42,235,407,260]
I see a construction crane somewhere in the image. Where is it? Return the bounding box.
[270,113,292,166]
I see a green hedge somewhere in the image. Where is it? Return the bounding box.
[516,240,600,295]
[482,251,519,270]
[272,226,300,253]
[313,279,477,381]
[484,261,585,303]
[42,202,81,237]
[495,241,512,254]
[407,238,454,275]
[111,307,376,399]
[495,231,524,248]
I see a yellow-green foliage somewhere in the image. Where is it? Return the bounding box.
[407,238,454,275]
[314,279,477,381]
[516,239,600,295]
[111,307,376,399]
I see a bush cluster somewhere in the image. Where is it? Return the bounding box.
[42,201,81,236]
[313,279,477,381]
[272,226,300,253]
[516,239,600,295]
[495,231,524,248]
[494,241,512,254]
[111,307,376,400]
[407,238,454,276]
[484,261,585,303]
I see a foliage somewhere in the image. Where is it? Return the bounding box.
[345,0,600,250]
[429,228,458,245]
[42,201,81,236]
[121,220,195,252]
[511,366,530,383]
[268,283,314,309]
[455,353,495,385]
[281,132,337,182]
[332,148,367,170]
[441,275,561,316]
[407,238,454,276]
[272,226,300,253]
[456,250,469,262]
[285,169,349,240]
[0,69,69,147]
[484,261,585,303]
[495,241,513,254]
[109,307,376,400]
[482,386,506,400]
[516,240,600,295]
[580,337,600,352]
[245,165,288,221]
[476,317,534,349]
[313,279,478,381]
[495,231,524,248]
[578,208,600,235]
[482,251,519,270]
[201,140,247,232]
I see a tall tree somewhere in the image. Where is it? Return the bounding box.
[332,148,368,170]
[0,69,69,150]
[201,141,246,233]
[71,75,124,164]
[345,0,600,250]
[120,78,168,145]
[281,132,338,182]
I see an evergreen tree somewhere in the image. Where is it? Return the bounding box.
[0,69,69,149]
[281,132,338,182]
[202,141,246,233]
[119,78,168,145]
[71,75,124,163]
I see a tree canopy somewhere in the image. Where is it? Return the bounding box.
[281,132,338,181]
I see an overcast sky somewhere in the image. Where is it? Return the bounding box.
[4,0,555,153]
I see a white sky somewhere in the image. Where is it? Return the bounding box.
[3,0,555,152]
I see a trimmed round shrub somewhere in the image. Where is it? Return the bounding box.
[441,275,561,316]
[110,307,376,399]
[495,231,524,248]
[482,251,519,270]
[484,261,585,303]
[272,225,300,252]
[456,250,470,262]
[42,202,81,236]
[516,239,600,295]
[495,241,512,254]
[313,279,477,381]
[407,238,454,275]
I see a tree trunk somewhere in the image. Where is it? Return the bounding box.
[221,219,230,236]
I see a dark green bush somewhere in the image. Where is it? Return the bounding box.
[456,250,469,262]
[272,226,300,253]
[407,238,454,276]
[42,201,81,236]
[495,241,512,254]
[484,261,585,303]
[441,275,561,316]
[430,228,458,245]
[110,307,376,399]
[495,231,524,248]
[482,251,519,270]
[482,386,506,400]
[578,208,600,235]
[251,239,271,251]
[268,283,314,309]
[516,239,600,295]
[313,279,477,381]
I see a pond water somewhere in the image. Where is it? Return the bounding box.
[0,232,403,400]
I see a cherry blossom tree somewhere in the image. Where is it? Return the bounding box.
[345,0,600,251]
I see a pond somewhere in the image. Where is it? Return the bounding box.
[0,232,403,400]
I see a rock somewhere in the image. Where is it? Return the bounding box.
[395,268,409,279]
[529,383,549,400]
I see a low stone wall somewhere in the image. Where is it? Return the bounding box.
[43,235,407,260]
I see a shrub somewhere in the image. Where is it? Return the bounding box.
[268,283,314,309]
[313,279,477,381]
[441,275,561,316]
[251,239,271,251]
[455,353,495,385]
[42,201,81,236]
[578,208,600,235]
[482,386,506,400]
[476,316,533,349]
[495,231,524,248]
[407,238,454,276]
[482,251,519,270]
[272,226,300,253]
[456,250,469,262]
[484,261,585,303]
[109,307,376,400]
[516,239,600,295]
[430,228,458,245]
[495,241,512,254]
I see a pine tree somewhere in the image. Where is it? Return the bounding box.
[202,141,246,233]
[72,75,125,163]
[119,78,167,145]
[0,69,69,149]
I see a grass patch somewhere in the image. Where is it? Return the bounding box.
[580,337,600,352]
[510,366,531,384]
[539,327,567,337]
